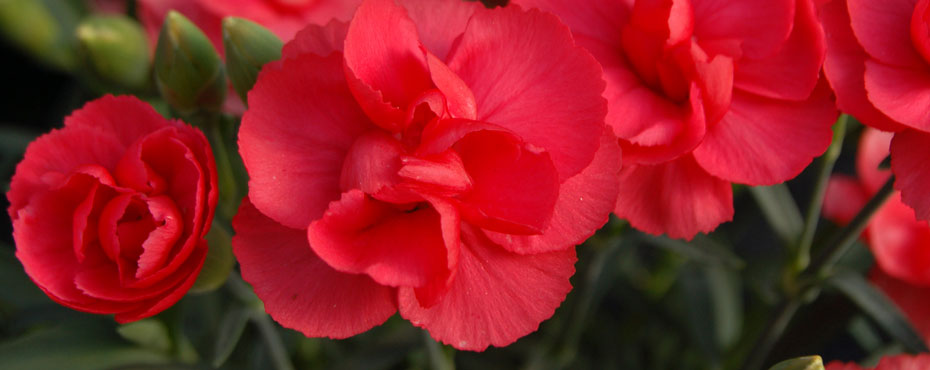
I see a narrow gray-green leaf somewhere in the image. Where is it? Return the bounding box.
[212,307,251,368]
[829,271,929,353]
[0,322,172,370]
[641,233,744,269]
[750,184,803,244]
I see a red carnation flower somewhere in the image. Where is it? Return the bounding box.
[821,0,930,222]
[515,0,838,239]
[6,95,218,323]
[823,128,930,345]
[870,269,930,346]
[825,353,930,369]
[233,0,619,350]
[824,128,930,287]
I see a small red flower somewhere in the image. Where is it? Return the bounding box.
[515,0,838,239]
[823,128,930,344]
[825,353,930,369]
[821,0,930,222]
[824,128,930,287]
[233,0,619,350]
[6,95,218,322]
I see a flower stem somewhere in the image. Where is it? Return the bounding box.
[794,115,848,272]
[741,176,895,370]
[805,176,894,278]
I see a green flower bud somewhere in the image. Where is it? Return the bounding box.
[222,17,282,105]
[154,11,226,114]
[0,0,79,71]
[76,15,150,91]
[188,223,234,294]
[768,356,825,370]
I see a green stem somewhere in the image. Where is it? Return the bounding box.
[741,300,801,370]
[206,120,240,222]
[806,177,895,278]
[741,176,895,370]
[795,115,848,271]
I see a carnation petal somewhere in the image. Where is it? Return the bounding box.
[454,130,560,235]
[821,0,905,131]
[823,175,870,226]
[863,61,930,132]
[614,155,733,240]
[868,194,930,286]
[7,126,125,220]
[282,20,349,59]
[513,0,629,46]
[14,173,134,314]
[398,225,576,351]
[307,190,451,288]
[891,129,930,221]
[847,0,925,68]
[343,0,432,130]
[856,128,894,195]
[485,129,621,254]
[240,53,373,229]
[692,81,836,186]
[692,0,794,59]
[233,200,397,339]
[448,6,606,181]
[734,0,825,101]
[870,270,930,345]
[396,0,483,61]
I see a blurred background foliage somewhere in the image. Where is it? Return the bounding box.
[0,1,924,369]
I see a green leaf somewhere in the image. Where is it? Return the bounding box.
[829,271,930,353]
[677,263,744,364]
[0,245,49,311]
[641,233,745,269]
[750,184,803,244]
[0,321,172,370]
[768,355,824,370]
[117,319,172,353]
[189,223,234,294]
[211,307,250,368]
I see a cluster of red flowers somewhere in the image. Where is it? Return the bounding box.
[5,0,930,355]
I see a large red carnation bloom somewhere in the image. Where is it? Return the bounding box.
[6,95,218,322]
[826,354,930,369]
[821,0,930,222]
[515,0,838,239]
[233,0,619,350]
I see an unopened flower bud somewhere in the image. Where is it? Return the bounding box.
[0,0,78,71]
[222,17,283,105]
[76,15,150,91]
[154,11,226,114]
[768,356,825,370]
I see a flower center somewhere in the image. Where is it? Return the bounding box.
[911,0,930,64]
